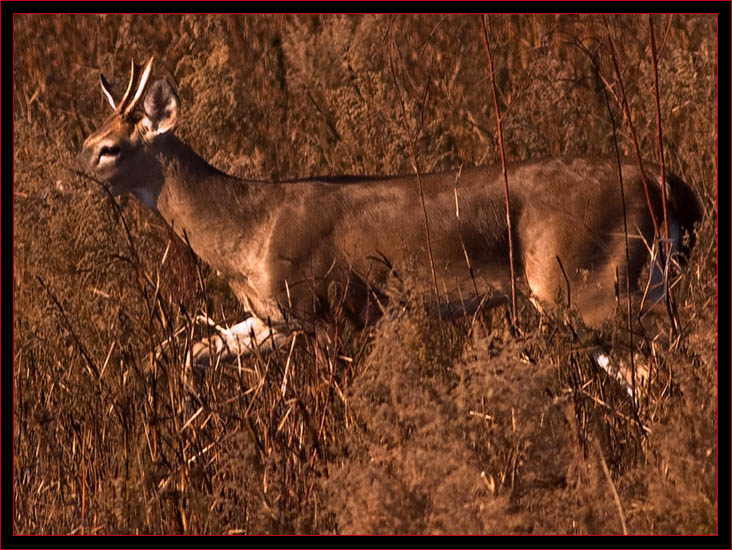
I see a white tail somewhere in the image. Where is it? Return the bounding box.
[78,58,702,365]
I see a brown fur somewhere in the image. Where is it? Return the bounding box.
[78,71,702,336]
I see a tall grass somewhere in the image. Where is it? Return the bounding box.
[13,14,716,534]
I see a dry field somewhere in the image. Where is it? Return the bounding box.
[13,14,717,535]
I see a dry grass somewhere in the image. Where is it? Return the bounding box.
[13,14,717,535]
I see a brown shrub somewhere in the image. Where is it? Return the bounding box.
[13,14,716,534]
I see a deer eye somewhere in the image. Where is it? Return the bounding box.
[97,145,121,165]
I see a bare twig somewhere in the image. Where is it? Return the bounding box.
[68,168,144,272]
[480,14,517,326]
[603,17,660,237]
[37,275,102,384]
[453,164,481,300]
[648,15,671,255]
[597,49,644,435]
[649,14,679,336]
[657,14,675,59]
[605,16,680,343]
[387,20,442,320]
[594,438,628,535]
[555,255,571,310]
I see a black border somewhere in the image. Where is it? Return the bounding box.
[4,3,728,548]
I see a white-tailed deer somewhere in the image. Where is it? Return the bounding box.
[78,57,702,366]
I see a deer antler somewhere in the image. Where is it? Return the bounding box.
[117,59,139,114]
[99,57,155,117]
[122,56,154,119]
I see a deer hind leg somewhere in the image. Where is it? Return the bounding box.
[188,314,289,368]
[521,217,619,327]
[520,218,571,320]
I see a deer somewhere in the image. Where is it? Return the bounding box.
[77,57,702,368]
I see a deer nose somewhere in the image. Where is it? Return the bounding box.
[76,146,92,173]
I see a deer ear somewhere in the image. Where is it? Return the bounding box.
[99,73,118,109]
[142,79,179,135]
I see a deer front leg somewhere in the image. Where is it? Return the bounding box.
[188,314,288,368]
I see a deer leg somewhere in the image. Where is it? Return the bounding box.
[188,315,289,368]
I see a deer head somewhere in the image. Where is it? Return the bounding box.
[77,57,180,206]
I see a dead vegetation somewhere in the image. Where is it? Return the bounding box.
[13,14,717,535]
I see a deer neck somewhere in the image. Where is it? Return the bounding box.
[148,133,275,277]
